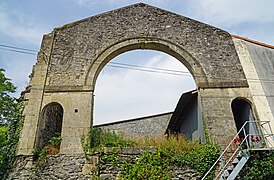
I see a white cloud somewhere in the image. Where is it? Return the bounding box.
[94,53,196,125]
[1,54,36,98]
[189,0,274,26]
[0,3,49,45]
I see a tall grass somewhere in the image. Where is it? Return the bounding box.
[133,134,199,153]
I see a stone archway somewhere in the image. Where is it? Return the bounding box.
[36,102,63,150]
[18,3,251,154]
[231,98,258,140]
[85,37,206,90]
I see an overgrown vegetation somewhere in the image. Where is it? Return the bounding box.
[32,133,62,168]
[0,101,23,178]
[81,128,134,155]
[0,68,24,179]
[0,68,16,125]
[119,150,171,180]
[82,128,220,179]
[239,150,274,180]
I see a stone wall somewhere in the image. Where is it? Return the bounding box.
[47,3,246,89]
[8,148,199,180]
[8,155,90,180]
[18,3,251,155]
[94,112,172,139]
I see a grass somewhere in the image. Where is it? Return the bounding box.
[133,134,199,153]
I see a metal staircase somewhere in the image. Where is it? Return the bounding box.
[202,120,274,180]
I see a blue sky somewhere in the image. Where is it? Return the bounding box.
[0,0,274,124]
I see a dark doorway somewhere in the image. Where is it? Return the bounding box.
[231,99,257,139]
[37,102,63,150]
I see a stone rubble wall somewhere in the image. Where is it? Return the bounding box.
[9,148,199,180]
[94,112,172,139]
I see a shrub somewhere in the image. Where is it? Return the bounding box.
[239,150,274,179]
[0,100,24,179]
[120,151,171,180]
[81,128,220,179]
[48,133,62,147]
[81,128,134,154]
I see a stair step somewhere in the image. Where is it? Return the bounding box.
[227,153,250,180]
[232,158,239,165]
[222,170,230,178]
[227,165,234,173]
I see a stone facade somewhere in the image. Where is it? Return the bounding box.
[11,2,274,179]
[17,3,274,158]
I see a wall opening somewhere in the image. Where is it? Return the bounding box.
[94,50,197,128]
[37,102,63,150]
[231,98,258,140]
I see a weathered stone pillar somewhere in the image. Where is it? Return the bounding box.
[199,87,253,145]
[18,33,54,155]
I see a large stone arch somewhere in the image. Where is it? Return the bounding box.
[85,37,207,90]
[18,3,252,155]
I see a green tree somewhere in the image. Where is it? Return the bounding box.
[0,68,16,124]
[0,126,8,147]
[0,68,22,178]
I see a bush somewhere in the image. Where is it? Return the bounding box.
[0,100,23,179]
[81,129,220,179]
[239,150,274,179]
[120,151,171,180]
[48,133,62,147]
[81,128,134,154]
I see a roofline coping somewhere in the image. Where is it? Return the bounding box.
[232,34,274,49]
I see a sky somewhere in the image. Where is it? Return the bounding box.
[0,0,274,125]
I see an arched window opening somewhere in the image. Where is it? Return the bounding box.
[231,98,258,141]
[37,102,63,151]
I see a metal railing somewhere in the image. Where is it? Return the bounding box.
[202,120,274,180]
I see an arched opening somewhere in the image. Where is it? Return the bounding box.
[94,50,196,124]
[93,49,203,140]
[37,102,63,150]
[231,98,258,140]
[85,38,208,140]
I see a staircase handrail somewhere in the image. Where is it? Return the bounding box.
[215,135,249,179]
[201,120,271,180]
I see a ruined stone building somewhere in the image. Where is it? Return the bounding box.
[12,3,274,178]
